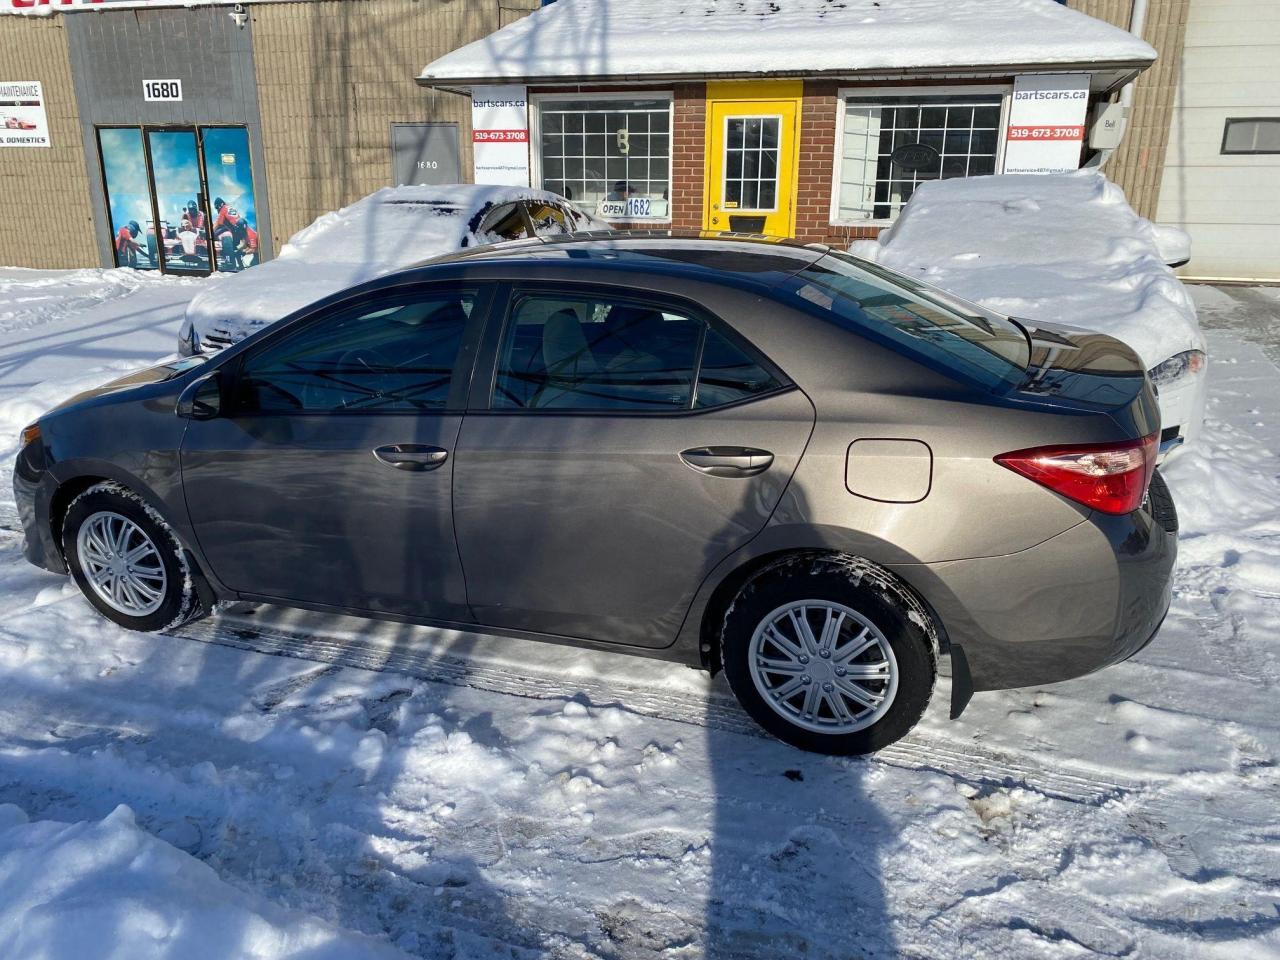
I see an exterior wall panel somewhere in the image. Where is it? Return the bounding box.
[1157,0,1280,278]
[250,0,536,249]
[65,7,271,267]
[0,17,97,269]
[1070,0,1191,219]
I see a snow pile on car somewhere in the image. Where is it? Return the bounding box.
[183,184,573,342]
[849,171,1202,370]
[0,803,407,959]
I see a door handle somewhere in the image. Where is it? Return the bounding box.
[679,446,773,478]
[372,444,449,472]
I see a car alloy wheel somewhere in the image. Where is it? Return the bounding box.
[747,600,899,734]
[75,510,169,616]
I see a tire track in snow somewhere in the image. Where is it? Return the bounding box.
[170,617,1148,806]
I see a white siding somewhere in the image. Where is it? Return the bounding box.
[1156,0,1280,278]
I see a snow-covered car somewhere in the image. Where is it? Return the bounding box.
[179,184,608,354]
[850,171,1207,459]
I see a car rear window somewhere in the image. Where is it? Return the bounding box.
[777,252,1030,391]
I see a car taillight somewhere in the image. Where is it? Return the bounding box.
[995,432,1158,515]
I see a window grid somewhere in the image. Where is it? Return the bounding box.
[838,95,1004,222]
[537,99,671,218]
[724,116,780,211]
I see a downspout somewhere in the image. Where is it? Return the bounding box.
[1087,0,1149,169]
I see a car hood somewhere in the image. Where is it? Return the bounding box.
[48,356,208,414]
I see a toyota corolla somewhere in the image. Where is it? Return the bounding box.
[14,236,1177,754]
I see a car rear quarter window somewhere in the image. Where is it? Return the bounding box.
[694,328,782,408]
[780,252,1029,391]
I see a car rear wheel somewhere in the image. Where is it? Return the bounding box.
[721,555,936,755]
[63,482,205,632]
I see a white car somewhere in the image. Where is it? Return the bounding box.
[850,171,1207,459]
[179,184,608,354]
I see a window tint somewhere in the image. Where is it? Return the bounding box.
[779,252,1028,390]
[694,328,782,408]
[236,291,474,413]
[494,293,701,410]
[478,202,529,241]
[525,201,571,237]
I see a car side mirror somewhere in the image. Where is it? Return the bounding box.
[176,372,223,420]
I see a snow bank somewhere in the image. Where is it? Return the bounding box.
[0,803,408,959]
[421,0,1155,83]
[851,171,1203,369]
[184,184,590,341]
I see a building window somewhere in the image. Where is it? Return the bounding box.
[1221,118,1280,155]
[834,91,1006,222]
[534,97,671,222]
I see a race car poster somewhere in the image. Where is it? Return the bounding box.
[0,81,50,148]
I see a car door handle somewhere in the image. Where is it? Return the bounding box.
[372,444,449,472]
[679,446,774,478]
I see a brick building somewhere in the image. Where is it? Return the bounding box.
[420,0,1156,245]
[3,0,1227,276]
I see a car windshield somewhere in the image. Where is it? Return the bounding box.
[778,252,1031,391]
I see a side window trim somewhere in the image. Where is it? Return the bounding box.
[467,281,792,416]
[224,280,495,417]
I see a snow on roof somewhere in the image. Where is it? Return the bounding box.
[850,171,1202,370]
[419,0,1156,85]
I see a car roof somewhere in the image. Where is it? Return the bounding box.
[399,231,833,289]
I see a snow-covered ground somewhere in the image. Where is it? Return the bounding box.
[0,270,1278,959]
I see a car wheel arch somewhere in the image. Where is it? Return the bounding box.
[697,547,950,675]
[46,468,214,605]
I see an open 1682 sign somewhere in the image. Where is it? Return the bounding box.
[142,79,183,103]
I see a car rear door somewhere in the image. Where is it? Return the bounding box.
[451,282,815,648]
[180,282,491,620]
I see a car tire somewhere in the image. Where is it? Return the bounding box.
[720,554,937,755]
[62,481,207,632]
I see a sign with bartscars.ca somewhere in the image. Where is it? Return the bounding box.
[1003,74,1085,177]
[471,85,529,187]
[1001,74,1090,175]
[0,81,49,148]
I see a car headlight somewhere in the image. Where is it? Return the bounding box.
[1148,349,1205,388]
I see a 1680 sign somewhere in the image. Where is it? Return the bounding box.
[143,79,183,103]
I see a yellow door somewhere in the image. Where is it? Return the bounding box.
[704,81,803,237]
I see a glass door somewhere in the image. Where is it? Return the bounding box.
[146,128,212,274]
[98,127,161,271]
[201,126,261,273]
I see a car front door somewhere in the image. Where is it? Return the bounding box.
[180,282,490,620]
[452,283,816,648]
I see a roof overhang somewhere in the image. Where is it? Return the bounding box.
[419,61,1149,97]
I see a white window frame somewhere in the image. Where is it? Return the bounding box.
[719,113,784,214]
[529,91,675,224]
[828,84,1012,228]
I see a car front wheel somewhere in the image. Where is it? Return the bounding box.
[721,555,937,755]
[62,482,205,632]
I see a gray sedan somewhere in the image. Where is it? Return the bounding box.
[13,236,1176,754]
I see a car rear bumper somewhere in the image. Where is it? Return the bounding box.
[889,472,1177,692]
